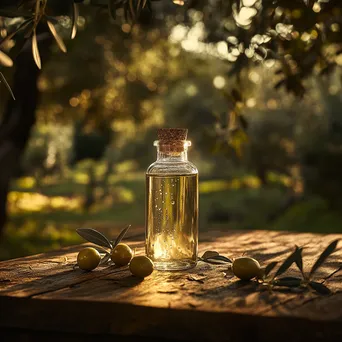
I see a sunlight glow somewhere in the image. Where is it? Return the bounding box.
[213,76,226,89]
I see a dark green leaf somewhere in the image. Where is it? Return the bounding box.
[71,2,79,39]
[113,224,131,248]
[273,247,302,279]
[264,261,278,276]
[201,251,219,260]
[147,0,152,12]
[309,240,339,278]
[129,0,136,19]
[108,0,116,21]
[0,72,15,100]
[309,281,331,295]
[274,277,302,287]
[294,246,304,275]
[47,21,67,53]
[76,228,112,248]
[32,31,41,69]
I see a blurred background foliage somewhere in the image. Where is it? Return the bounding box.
[1,0,342,260]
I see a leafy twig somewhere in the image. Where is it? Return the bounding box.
[76,225,131,265]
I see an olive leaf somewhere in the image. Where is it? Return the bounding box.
[32,31,41,69]
[273,277,302,287]
[128,0,136,19]
[47,20,67,53]
[0,18,33,48]
[264,261,278,277]
[0,72,15,100]
[71,2,79,39]
[0,50,13,67]
[294,245,304,277]
[206,255,232,263]
[273,247,302,280]
[76,228,113,249]
[309,239,339,279]
[108,0,117,21]
[201,251,219,260]
[112,224,131,248]
[200,251,232,264]
[309,281,331,295]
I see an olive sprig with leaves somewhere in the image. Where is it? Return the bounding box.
[75,225,154,278]
[258,239,340,295]
[76,224,131,266]
[199,239,340,295]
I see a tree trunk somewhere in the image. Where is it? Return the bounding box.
[0,28,51,238]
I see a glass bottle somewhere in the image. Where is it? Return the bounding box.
[145,128,198,271]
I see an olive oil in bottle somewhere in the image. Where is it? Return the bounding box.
[145,129,198,270]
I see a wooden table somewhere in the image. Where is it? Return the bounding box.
[0,230,341,342]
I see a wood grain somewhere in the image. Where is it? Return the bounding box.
[0,230,341,342]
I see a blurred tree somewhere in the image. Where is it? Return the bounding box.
[0,0,342,236]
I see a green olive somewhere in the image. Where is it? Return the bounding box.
[77,247,101,271]
[111,243,133,266]
[129,256,154,278]
[232,257,261,281]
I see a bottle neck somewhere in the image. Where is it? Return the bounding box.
[157,150,188,162]
[154,140,191,163]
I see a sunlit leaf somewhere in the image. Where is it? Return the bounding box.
[309,240,339,279]
[0,72,15,100]
[113,224,131,248]
[47,20,67,53]
[71,2,79,39]
[76,228,112,248]
[0,50,13,67]
[32,31,41,69]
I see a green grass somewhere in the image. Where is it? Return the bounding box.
[1,171,342,261]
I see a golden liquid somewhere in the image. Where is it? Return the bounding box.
[146,174,198,270]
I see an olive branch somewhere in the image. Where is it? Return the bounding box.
[200,239,340,295]
[76,224,131,265]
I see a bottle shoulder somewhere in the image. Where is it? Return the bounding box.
[146,161,198,175]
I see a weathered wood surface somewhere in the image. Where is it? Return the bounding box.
[0,230,341,342]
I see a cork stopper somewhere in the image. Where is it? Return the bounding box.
[157,128,189,152]
[157,128,188,141]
